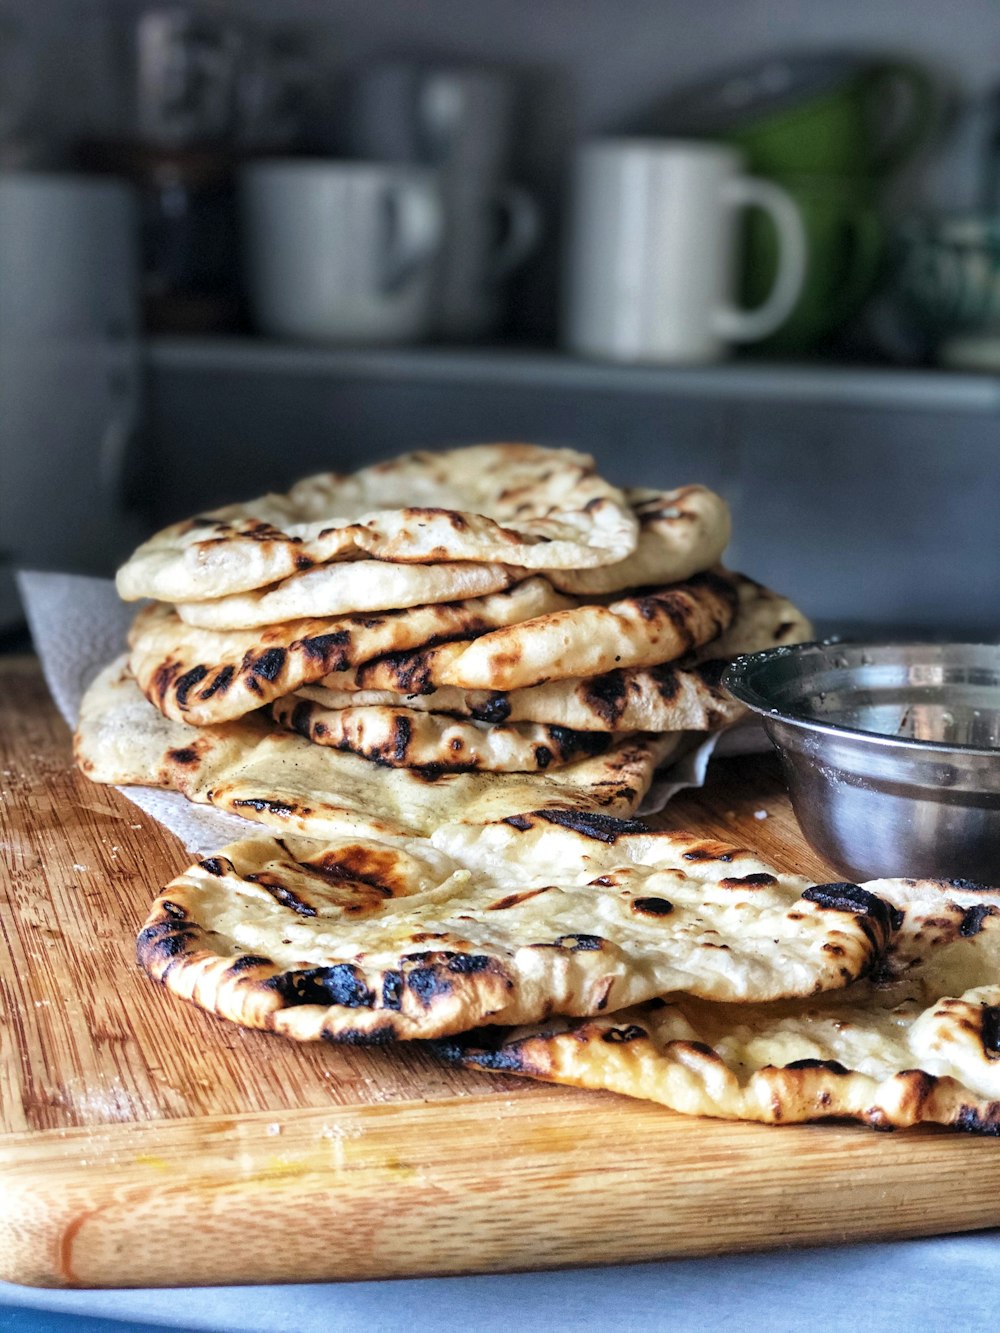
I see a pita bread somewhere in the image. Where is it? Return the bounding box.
[136,818,895,1042]
[271,696,613,772]
[75,658,680,841]
[300,578,811,732]
[128,578,575,726]
[384,570,740,693]
[539,486,731,596]
[439,877,1000,1133]
[174,561,526,630]
[116,445,638,603]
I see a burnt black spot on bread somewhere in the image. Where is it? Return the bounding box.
[784,1058,850,1075]
[955,1104,1000,1134]
[253,647,286,681]
[167,746,199,765]
[547,726,610,761]
[601,1025,648,1044]
[231,797,296,817]
[682,843,735,863]
[300,629,352,666]
[802,882,900,949]
[470,692,512,724]
[961,904,998,936]
[381,970,403,1010]
[502,813,533,831]
[981,1006,1000,1055]
[295,554,314,571]
[174,665,209,706]
[534,745,552,768]
[271,964,374,1008]
[246,872,318,917]
[136,920,197,965]
[553,934,604,951]
[160,899,187,919]
[581,672,628,726]
[536,808,649,842]
[198,665,235,699]
[393,714,412,764]
[488,887,553,910]
[288,700,314,738]
[632,897,674,917]
[719,873,778,887]
[198,857,232,877]
[323,1024,397,1046]
[226,953,273,975]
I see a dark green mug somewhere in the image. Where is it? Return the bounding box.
[727,60,937,178]
[742,175,885,350]
[647,54,938,180]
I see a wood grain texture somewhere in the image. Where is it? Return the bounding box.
[1,655,998,1288]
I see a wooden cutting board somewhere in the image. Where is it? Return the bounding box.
[2,656,999,1289]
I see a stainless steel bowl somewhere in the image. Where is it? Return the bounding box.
[723,642,1000,885]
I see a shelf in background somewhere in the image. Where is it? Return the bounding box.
[146,337,1000,414]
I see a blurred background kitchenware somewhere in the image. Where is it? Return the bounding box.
[343,62,541,341]
[241,159,444,344]
[77,5,321,333]
[0,170,144,630]
[895,212,1000,368]
[741,174,886,352]
[564,138,806,364]
[627,51,941,353]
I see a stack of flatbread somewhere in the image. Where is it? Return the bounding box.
[70,443,1000,1136]
[136,815,1000,1134]
[75,443,811,841]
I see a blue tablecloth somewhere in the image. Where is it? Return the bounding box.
[4,1232,1000,1332]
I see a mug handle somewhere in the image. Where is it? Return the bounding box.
[487,185,542,279]
[865,62,938,176]
[380,179,444,294]
[715,176,807,343]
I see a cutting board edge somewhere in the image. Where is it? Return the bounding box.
[3,1093,1000,1289]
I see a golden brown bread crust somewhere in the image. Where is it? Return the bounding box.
[136,818,897,1043]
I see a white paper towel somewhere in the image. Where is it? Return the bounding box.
[17,570,768,856]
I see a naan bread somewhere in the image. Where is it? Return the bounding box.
[378,570,740,693]
[540,486,731,596]
[439,878,1000,1133]
[128,578,575,726]
[116,445,638,603]
[175,561,526,630]
[173,485,732,630]
[300,578,811,732]
[75,659,679,840]
[136,818,896,1042]
[271,696,613,772]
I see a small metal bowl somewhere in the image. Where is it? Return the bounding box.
[723,641,1000,885]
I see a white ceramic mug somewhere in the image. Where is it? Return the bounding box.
[564,139,806,363]
[241,160,444,343]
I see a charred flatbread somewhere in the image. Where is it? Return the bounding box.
[298,577,810,731]
[116,444,639,603]
[271,697,613,772]
[175,485,731,630]
[75,658,679,840]
[136,817,895,1042]
[128,578,575,726]
[438,877,1000,1134]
